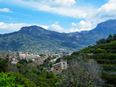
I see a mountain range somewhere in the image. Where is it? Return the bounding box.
[0,20,116,53]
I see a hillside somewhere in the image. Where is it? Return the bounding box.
[0,35,115,87]
[0,20,116,53]
[68,34,116,87]
[0,26,79,53]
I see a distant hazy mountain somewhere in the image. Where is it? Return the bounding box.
[0,20,116,53]
[71,20,116,46]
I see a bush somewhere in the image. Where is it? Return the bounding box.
[0,72,36,87]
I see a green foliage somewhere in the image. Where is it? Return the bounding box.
[95,48,107,53]
[0,72,36,87]
[37,70,60,87]
[16,59,61,87]
[0,58,8,72]
[77,34,116,86]
[63,34,116,87]
[97,39,106,44]
[60,58,103,87]
[0,33,116,87]
[18,59,28,65]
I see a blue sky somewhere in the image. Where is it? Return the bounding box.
[0,0,116,33]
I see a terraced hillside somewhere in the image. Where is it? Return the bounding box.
[79,34,116,87]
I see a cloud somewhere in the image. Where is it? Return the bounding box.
[0,0,116,33]
[41,0,76,6]
[0,8,11,12]
[4,0,93,19]
[99,0,116,12]
[69,0,116,32]
[47,22,76,33]
[0,22,64,34]
[48,22,64,32]
[98,0,116,19]
[0,21,78,34]
[40,6,88,18]
[84,0,116,30]
[53,0,76,6]
[9,0,115,20]
[71,20,94,31]
[20,0,76,7]
[0,22,48,34]
[0,22,27,33]
[0,22,82,34]
[47,21,93,33]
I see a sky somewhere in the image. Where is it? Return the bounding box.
[0,0,116,34]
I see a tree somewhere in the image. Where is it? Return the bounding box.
[37,70,60,87]
[60,57,103,87]
[0,58,8,72]
[94,48,107,53]
[0,72,36,87]
[97,39,106,44]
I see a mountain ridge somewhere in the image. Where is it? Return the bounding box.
[0,20,116,53]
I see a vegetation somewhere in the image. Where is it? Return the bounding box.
[0,34,115,87]
[0,56,61,87]
[70,34,116,87]
[60,58,103,87]
[0,72,36,87]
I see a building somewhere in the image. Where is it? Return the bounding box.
[51,59,67,73]
[11,58,18,64]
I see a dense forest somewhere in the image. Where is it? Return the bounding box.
[0,34,116,87]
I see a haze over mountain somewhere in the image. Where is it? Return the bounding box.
[0,20,116,53]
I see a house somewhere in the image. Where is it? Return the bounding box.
[51,59,67,73]
[18,52,28,59]
[11,58,18,64]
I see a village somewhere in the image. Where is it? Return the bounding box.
[7,51,71,73]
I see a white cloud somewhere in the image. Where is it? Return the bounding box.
[47,21,93,33]
[53,0,76,6]
[0,0,100,32]
[0,22,48,34]
[70,0,116,32]
[0,0,116,33]
[71,20,94,31]
[48,22,65,32]
[4,0,93,19]
[0,22,79,33]
[10,0,115,20]
[99,0,116,12]
[40,6,88,18]
[0,22,65,34]
[20,0,76,7]
[41,0,76,6]
[47,22,76,33]
[0,22,27,33]
[0,8,11,12]
[83,0,116,31]
[98,0,116,18]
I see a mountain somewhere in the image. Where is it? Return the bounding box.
[0,26,80,53]
[71,20,116,46]
[0,20,116,53]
